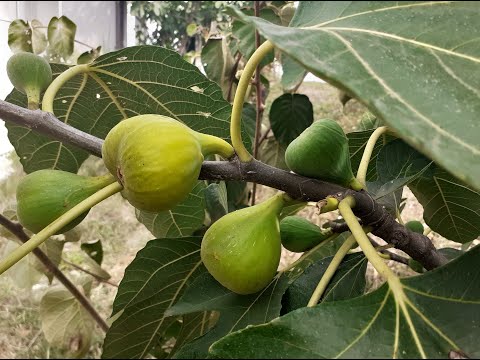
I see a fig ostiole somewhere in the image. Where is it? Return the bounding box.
[280,216,333,253]
[102,114,234,212]
[285,119,363,190]
[16,170,115,234]
[201,192,286,295]
[7,52,52,110]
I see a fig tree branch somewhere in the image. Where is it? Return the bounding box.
[0,213,109,332]
[0,99,447,269]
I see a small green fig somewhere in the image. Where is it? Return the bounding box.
[280,216,332,253]
[201,193,285,295]
[285,119,362,190]
[16,170,113,234]
[102,114,234,213]
[405,220,424,234]
[7,52,52,109]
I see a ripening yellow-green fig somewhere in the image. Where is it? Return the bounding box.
[201,193,286,295]
[102,114,234,212]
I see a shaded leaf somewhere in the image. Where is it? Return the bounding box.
[2,239,42,289]
[201,37,235,100]
[77,254,111,281]
[30,19,48,54]
[35,238,64,283]
[269,93,313,146]
[410,166,480,243]
[369,139,433,214]
[102,237,204,359]
[166,272,290,358]
[136,181,206,238]
[210,245,480,358]
[358,112,382,131]
[282,252,367,314]
[204,182,228,223]
[279,201,307,220]
[8,19,33,53]
[47,16,77,60]
[81,239,103,265]
[225,181,249,212]
[235,2,480,191]
[377,139,433,184]
[258,137,288,170]
[77,46,102,64]
[231,8,281,67]
[170,312,214,357]
[281,54,306,91]
[40,284,94,358]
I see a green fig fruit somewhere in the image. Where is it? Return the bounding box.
[102,114,234,213]
[7,52,52,109]
[280,216,333,253]
[285,119,362,190]
[405,220,424,234]
[16,170,113,234]
[201,193,285,295]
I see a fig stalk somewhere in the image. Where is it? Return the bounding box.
[230,41,274,162]
[356,126,389,188]
[42,64,90,114]
[338,195,425,357]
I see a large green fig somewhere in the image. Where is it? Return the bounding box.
[16,170,113,234]
[280,216,332,253]
[201,193,285,295]
[102,114,234,212]
[285,119,362,190]
[7,52,52,109]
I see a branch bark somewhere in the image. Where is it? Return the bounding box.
[0,99,448,269]
[0,214,109,332]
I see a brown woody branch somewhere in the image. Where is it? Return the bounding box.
[0,214,109,332]
[0,99,447,270]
